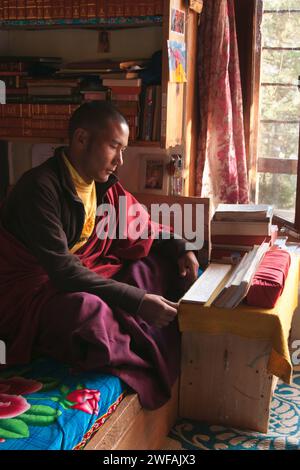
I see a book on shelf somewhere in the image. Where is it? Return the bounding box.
[180,263,234,306]
[107,1,123,17]
[0,56,62,64]
[0,103,79,117]
[212,242,270,308]
[80,91,107,101]
[152,85,161,141]
[100,71,139,80]
[107,86,142,95]
[102,78,142,87]
[65,0,73,19]
[0,0,164,21]
[8,1,17,20]
[25,78,80,86]
[111,101,139,115]
[211,220,272,236]
[0,76,28,89]
[27,87,79,96]
[111,93,140,102]
[6,95,83,104]
[0,127,66,138]
[6,88,28,96]
[211,225,278,247]
[0,117,68,130]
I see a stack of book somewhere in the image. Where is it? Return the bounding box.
[0,56,60,102]
[210,204,277,264]
[0,55,162,143]
[57,58,149,77]
[0,70,28,99]
[181,242,271,309]
[0,57,81,138]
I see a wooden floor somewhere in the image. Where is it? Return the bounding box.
[84,380,179,450]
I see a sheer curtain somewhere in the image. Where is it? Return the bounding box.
[195,0,249,205]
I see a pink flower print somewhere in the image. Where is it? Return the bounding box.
[0,377,42,396]
[0,393,30,419]
[66,389,100,415]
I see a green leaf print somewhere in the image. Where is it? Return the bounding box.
[0,418,29,439]
[19,405,62,426]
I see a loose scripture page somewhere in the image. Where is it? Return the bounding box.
[181,263,232,304]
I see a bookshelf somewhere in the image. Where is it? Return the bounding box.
[0,0,198,195]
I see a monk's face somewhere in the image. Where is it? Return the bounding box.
[82,119,129,183]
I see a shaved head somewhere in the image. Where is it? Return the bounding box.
[68,101,128,141]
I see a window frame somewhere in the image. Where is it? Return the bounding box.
[247,0,300,232]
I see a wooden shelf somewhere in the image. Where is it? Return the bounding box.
[0,136,68,143]
[0,16,163,30]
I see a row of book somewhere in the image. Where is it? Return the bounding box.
[0,104,138,140]
[0,1,164,21]
[0,103,78,116]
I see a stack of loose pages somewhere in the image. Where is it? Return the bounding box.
[181,243,271,309]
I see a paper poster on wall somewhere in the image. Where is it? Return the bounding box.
[167,40,187,83]
[170,8,185,35]
[189,0,203,14]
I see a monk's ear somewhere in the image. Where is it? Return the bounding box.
[73,128,90,149]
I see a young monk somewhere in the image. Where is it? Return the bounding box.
[0,101,199,409]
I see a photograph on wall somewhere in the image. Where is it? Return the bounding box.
[170,8,185,35]
[167,40,187,83]
[139,155,168,194]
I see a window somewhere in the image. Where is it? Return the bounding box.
[254,0,300,225]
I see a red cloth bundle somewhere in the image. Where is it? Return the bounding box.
[246,248,291,309]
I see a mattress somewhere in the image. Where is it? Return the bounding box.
[0,357,126,450]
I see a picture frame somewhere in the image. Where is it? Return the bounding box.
[170,8,185,36]
[139,154,168,195]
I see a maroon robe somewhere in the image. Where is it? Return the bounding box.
[0,185,182,409]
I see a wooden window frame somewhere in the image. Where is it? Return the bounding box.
[244,0,300,233]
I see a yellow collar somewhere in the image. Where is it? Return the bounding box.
[62,153,94,191]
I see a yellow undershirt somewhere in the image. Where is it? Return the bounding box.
[63,153,96,254]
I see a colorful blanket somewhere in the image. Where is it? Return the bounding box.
[0,357,125,450]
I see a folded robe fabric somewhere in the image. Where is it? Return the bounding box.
[246,248,291,308]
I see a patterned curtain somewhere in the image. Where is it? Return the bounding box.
[195,0,249,205]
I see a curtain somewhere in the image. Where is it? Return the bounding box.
[195,0,249,205]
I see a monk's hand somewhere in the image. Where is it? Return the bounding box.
[137,293,178,328]
[178,251,199,286]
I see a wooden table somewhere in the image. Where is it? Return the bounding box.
[178,256,299,433]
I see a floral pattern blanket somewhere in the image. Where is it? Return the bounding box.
[0,357,125,450]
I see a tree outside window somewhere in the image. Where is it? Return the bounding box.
[256,0,300,224]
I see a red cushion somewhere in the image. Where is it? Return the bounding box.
[246,248,291,308]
